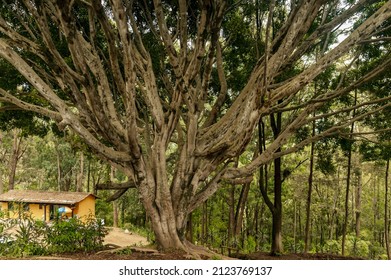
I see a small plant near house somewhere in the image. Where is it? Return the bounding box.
[0,214,107,257]
[0,214,47,257]
[46,215,107,254]
[13,218,47,256]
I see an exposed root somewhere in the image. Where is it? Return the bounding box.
[183,240,236,260]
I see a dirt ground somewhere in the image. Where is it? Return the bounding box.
[103,227,149,247]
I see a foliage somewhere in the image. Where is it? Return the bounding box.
[0,215,107,257]
[45,215,107,253]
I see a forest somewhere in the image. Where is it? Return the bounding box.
[0,0,390,259]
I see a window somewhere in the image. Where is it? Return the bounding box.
[8,202,14,211]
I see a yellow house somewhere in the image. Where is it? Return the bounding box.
[0,190,96,222]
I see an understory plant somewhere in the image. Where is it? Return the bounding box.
[0,214,107,257]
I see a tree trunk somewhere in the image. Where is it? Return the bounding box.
[227,185,235,246]
[87,158,91,193]
[304,118,315,253]
[76,152,84,192]
[113,201,119,228]
[54,141,62,191]
[234,183,251,236]
[385,159,390,260]
[342,90,357,256]
[355,165,362,238]
[0,131,3,194]
[341,134,353,256]
[0,161,3,194]
[202,201,208,245]
[270,111,283,255]
[271,155,283,255]
[8,129,22,191]
[186,212,193,243]
[258,115,283,255]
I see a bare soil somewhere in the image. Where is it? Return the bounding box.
[103,227,149,247]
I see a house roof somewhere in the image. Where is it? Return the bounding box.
[0,190,96,205]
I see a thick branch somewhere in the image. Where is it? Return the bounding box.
[95,181,136,190]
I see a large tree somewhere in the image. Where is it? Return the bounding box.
[1,0,391,251]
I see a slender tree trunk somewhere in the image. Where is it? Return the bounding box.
[304,118,315,253]
[271,154,283,255]
[0,162,3,194]
[0,131,3,194]
[385,159,390,260]
[342,134,353,256]
[8,129,22,191]
[228,185,235,245]
[259,115,283,255]
[342,90,357,256]
[113,201,119,228]
[355,166,362,238]
[110,166,119,227]
[202,200,208,245]
[293,200,297,253]
[270,111,283,255]
[87,158,91,193]
[234,183,251,237]
[77,152,84,192]
[54,141,62,191]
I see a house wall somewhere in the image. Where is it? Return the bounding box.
[1,195,95,222]
[0,202,6,213]
[29,203,43,220]
[74,195,95,221]
[0,202,38,219]
[28,204,51,221]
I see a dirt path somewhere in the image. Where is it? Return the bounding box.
[103,227,149,247]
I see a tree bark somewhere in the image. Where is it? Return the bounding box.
[234,183,251,237]
[76,152,84,192]
[355,165,362,238]
[228,185,235,245]
[8,129,23,191]
[54,140,62,191]
[113,201,119,228]
[270,111,284,255]
[0,130,3,194]
[304,117,316,253]
[342,90,357,256]
[385,159,390,260]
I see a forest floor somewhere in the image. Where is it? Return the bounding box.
[27,250,364,260]
[1,227,364,260]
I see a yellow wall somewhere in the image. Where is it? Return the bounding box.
[0,195,95,222]
[74,195,96,221]
[1,202,34,219]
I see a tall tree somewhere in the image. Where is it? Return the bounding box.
[0,130,4,194]
[7,128,24,190]
[385,159,390,259]
[1,0,391,251]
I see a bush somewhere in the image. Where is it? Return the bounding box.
[46,215,107,253]
[0,215,47,257]
[0,215,107,257]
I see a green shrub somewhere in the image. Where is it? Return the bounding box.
[0,215,107,257]
[46,215,107,253]
[0,215,47,257]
